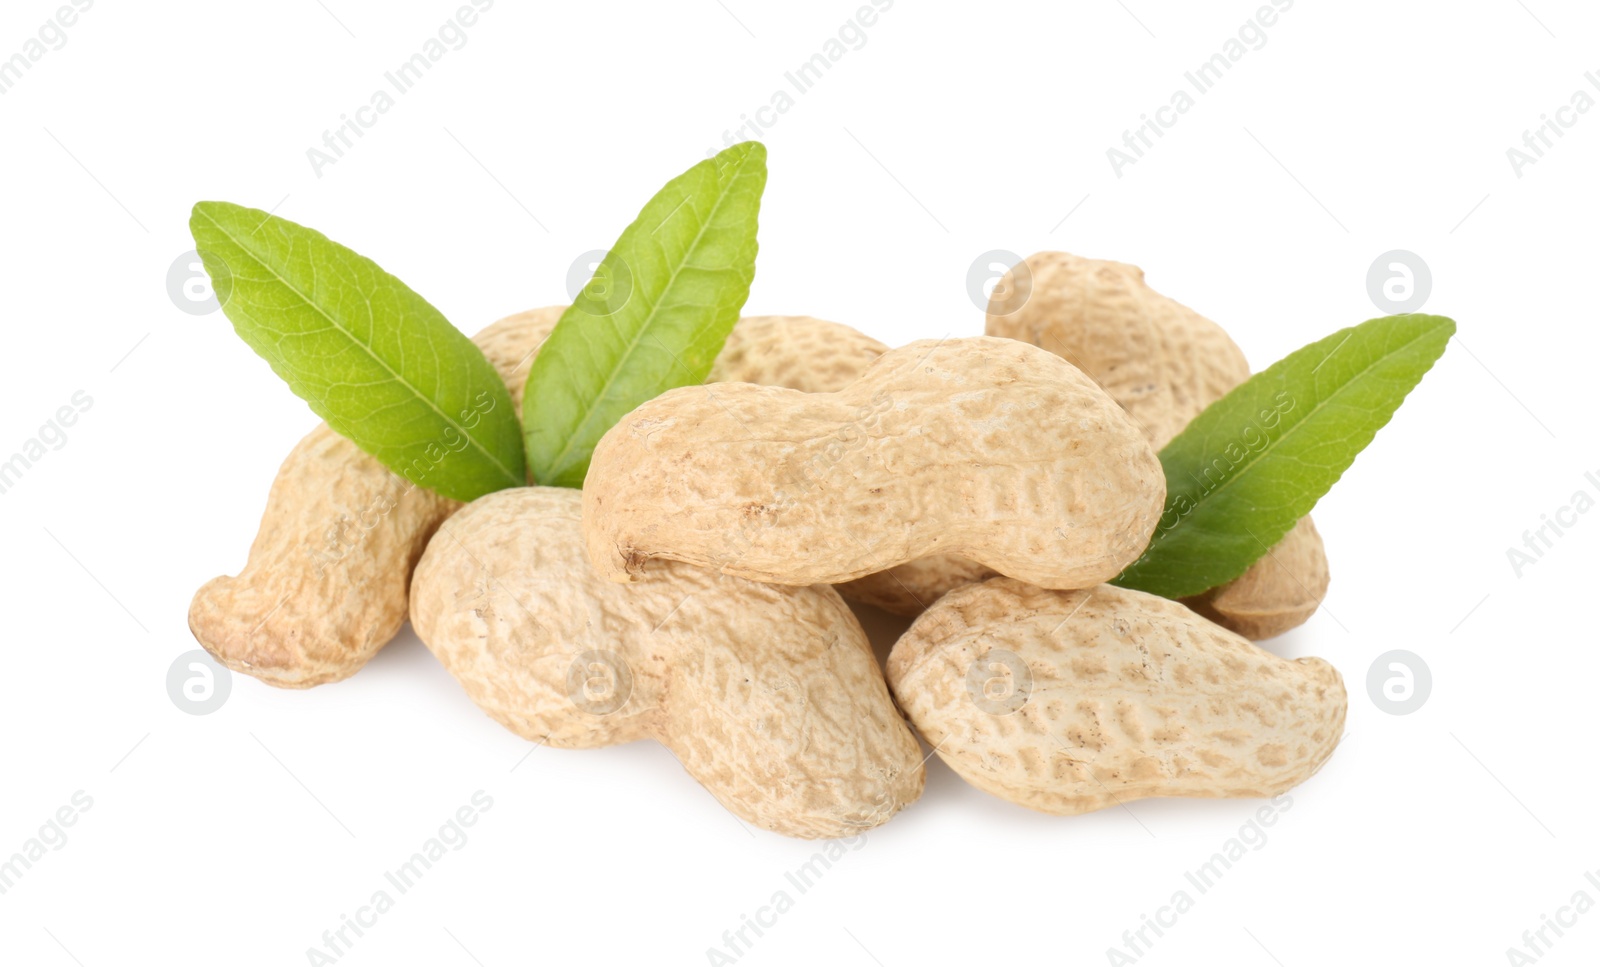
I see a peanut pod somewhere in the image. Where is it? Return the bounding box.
[584,337,1165,591]
[887,578,1347,815]
[187,307,564,688]
[987,252,1330,638]
[410,486,925,839]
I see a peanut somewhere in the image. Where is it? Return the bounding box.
[1184,516,1328,640]
[710,314,889,392]
[886,578,1346,815]
[410,486,925,839]
[986,252,1330,638]
[189,310,927,688]
[987,252,1251,447]
[709,316,993,614]
[835,555,998,617]
[583,337,1165,590]
[187,307,564,688]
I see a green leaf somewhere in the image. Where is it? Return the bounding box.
[190,201,524,501]
[1113,313,1455,599]
[523,142,767,488]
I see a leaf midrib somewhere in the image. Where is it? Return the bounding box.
[536,151,756,483]
[198,206,520,487]
[1148,321,1445,555]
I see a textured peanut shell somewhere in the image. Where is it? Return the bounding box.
[1184,517,1330,640]
[410,487,924,839]
[986,252,1251,447]
[710,316,992,614]
[189,310,922,688]
[833,555,998,617]
[710,315,889,392]
[986,252,1329,638]
[186,307,565,688]
[887,578,1346,815]
[584,337,1165,590]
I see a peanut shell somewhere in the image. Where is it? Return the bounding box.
[410,486,925,839]
[584,337,1165,590]
[986,252,1330,638]
[887,578,1346,814]
[187,307,564,687]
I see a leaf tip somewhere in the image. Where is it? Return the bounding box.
[711,140,767,179]
[188,200,213,236]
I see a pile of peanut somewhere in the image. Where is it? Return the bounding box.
[189,252,1347,839]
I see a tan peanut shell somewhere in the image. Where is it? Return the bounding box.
[189,310,932,688]
[710,316,992,614]
[1184,516,1329,640]
[410,486,925,839]
[710,315,889,392]
[887,578,1347,815]
[834,555,999,617]
[986,252,1252,447]
[583,337,1165,590]
[186,307,565,688]
[986,252,1330,638]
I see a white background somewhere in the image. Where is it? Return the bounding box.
[1,1,1594,964]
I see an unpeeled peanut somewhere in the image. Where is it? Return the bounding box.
[835,555,998,617]
[410,486,924,839]
[987,252,1251,446]
[887,578,1346,815]
[709,316,995,614]
[187,307,564,688]
[710,314,889,392]
[189,310,928,687]
[1185,516,1328,640]
[583,337,1165,591]
[987,252,1330,638]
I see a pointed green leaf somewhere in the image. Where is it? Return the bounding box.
[1114,313,1455,599]
[190,201,524,501]
[523,142,767,488]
